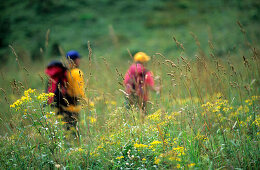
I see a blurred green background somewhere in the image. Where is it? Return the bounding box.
[1,0,259,64]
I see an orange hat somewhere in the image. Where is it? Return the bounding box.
[134,52,150,63]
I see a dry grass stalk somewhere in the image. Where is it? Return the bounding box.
[208,40,214,50]
[165,60,177,67]
[45,29,50,49]
[102,57,111,71]
[88,41,92,64]
[180,56,191,72]
[173,36,185,51]
[0,88,8,103]
[58,45,65,57]
[38,74,44,85]
[242,56,249,68]
[237,21,246,34]
[109,25,118,47]
[127,48,133,60]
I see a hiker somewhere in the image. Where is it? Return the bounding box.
[45,50,85,137]
[123,52,158,113]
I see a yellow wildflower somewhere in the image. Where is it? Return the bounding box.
[168,156,181,162]
[10,98,24,108]
[111,101,117,105]
[150,140,162,145]
[244,106,249,113]
[116,156,124,160]
[245,99,253,106]
[237,105,250,113]
[134,143,148,148]
[90,151,99,157]
[89,101,95,107]
[90,117,97,123]
[24,88,36,96]
[252,116,260,127]
[158,121,167,126]
[97,145,103,149]
[37,92,54,101]
[202,102,213,108]
[251,96,259,101]
[45,112,51,118]
[188,163,195,167]
[223,107,230,112]
[239,121,246,127]
[147,109,161,121]
[172,146,185,156]
[154,157,160,164]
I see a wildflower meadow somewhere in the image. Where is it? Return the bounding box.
[1,33,259,168]
[1,0,260,169]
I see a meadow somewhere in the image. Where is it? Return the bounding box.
[0,0,260,169]
[1,26,259,169]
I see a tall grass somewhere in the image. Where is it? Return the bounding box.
[0,26,259,169]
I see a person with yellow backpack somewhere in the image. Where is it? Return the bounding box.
[45,50,85,137]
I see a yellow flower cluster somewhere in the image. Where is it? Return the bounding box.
[237,105,249,113]
[89,101,95,107]
[202,98,231,113]
[157,145,186,166]
[134,143,148,148]
[154,157,160,164]
[24,88,35,96]
[188,163,195,167]
[97,145,103,149]
[10,88,36,108]
[78,148,84,152]
[244,96,259,107]
[89,143,105,157]
[88,116,97,123]
[37,92,55,102]
[150,140,162,145]
[172,146,186,156]
[245,99,253,106]
[169,156,181,162]
[110,101,117,105]
[253,116,260,127]
[90,151,99,157]
[147,109,162,121]
[46,112,51,118]
[239,120,247,127]
[115,156,124,160]
[195,133,208,141]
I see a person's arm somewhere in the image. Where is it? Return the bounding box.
[145,71,160,92]
[124,69,134,94]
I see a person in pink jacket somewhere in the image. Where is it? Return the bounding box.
[124,52,157,112]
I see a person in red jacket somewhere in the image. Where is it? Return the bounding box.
[45,50,85,139]
[124,52,158,112]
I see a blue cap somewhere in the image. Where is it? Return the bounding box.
[66,50,80,60]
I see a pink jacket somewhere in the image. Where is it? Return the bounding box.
[124,63,154,101]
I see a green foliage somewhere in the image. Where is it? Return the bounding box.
[1,0,259,63]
